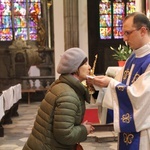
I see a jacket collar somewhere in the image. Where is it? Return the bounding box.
[58,74,90,103]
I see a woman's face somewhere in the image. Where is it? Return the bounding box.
[77,61,91,81]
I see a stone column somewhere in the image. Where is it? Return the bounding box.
[47,1,52,48]
[64,0,79,50]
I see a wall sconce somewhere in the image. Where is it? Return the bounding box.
[146,0,150,20]
[147,9,150,19]
[47,1,52,9]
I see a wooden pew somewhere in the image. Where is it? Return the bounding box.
[21,88,48,104]
[21,89,36,104]
[0,84,22,137]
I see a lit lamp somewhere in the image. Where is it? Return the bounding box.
[147,9,150,19]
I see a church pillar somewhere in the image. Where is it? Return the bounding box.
[64,0,79,49]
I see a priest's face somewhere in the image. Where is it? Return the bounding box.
[122,16,146,50]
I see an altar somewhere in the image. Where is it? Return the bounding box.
[84,66,122,131]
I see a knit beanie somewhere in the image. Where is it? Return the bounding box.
[57,47,87,74]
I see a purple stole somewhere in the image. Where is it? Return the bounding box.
[116,53,150,149]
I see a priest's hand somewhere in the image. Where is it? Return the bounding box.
[87,75,112,87]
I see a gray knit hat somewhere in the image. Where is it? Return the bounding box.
[57,47,87,74]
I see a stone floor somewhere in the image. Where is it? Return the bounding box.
[0,101,118,150]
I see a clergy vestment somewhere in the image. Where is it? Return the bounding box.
[101,42,150,150]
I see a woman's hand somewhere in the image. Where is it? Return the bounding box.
[82,120,95,134]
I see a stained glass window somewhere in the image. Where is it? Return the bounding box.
[0,0,41,41]
[99,0,111,39]
[99,0,135,40]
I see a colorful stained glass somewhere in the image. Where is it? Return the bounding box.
[115,0,123,2]
[113,26,123,39]
[0,2,12,29]
[29,0,41,2]
[99,0,111,39]
[13,1,27,29]
[99,1,111,14]
[14,0,26,2]
[0,1,12,41]
[0,0,11,2]
[29,27,37,40]
[100,27,111,39]
[0,0,41,41]
[113,1,124,39]
[100,15,111,27]
[0,28,12,41]
[14,17,27,28]
[113,15,124,26]
[99,0,135,40]
[126,0,136,15]
[29,2,41,24]
[113,2,125,15]
[14,28,27,40]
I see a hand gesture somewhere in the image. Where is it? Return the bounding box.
[87,75,112,87]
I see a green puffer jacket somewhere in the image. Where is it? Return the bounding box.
[23,74,90,150]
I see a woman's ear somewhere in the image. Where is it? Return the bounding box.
[75,70,79,76]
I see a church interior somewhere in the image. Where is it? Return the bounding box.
[0,0,149,149]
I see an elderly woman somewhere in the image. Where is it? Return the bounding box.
[23,47,95,150]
